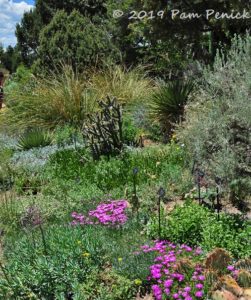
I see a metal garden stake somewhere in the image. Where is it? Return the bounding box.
[196,169,205,204]
[215,176,222,220]
[132,167,140,216]
[157,187,165,240]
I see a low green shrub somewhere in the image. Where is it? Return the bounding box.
[4,65,34,95]
[122,115,142,146]
[47,144,188,192]
[53,124,83,147]
[147,201,251,258]
[74,268,137,300]
[202,214,251,258]
[147,201,211,246]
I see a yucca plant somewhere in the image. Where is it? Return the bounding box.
[17,129,53,150]
[149,80,193,141]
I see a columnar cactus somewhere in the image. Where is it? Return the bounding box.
[83,97,123,160]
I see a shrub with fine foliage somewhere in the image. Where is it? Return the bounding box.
[177,35,251,208]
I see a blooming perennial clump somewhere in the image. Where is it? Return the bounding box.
[71,200,128,227]
[138,241,205,300]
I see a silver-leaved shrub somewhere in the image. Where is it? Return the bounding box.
[178,34,251,209]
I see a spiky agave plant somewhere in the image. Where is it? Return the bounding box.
[17,129,53,150]
[149,80,193,141]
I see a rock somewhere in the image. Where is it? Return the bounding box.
[136,294,154,300]
[220,275,243,297]
[211,290,237,300]
[243,289,251,300]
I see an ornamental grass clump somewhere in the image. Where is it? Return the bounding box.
[138,241,205,300]
[71,200,128,227]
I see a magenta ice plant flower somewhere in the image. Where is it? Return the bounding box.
[71,200,128,227]
[184,286,191,292]
[227,265,235,271]
[195,283,203,290]
[195,291,204,298]
[152,284,162,300]
[137,240,205,300]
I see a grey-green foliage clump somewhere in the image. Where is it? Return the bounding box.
[178,35,251,208]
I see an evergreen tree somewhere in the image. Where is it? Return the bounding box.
[35,10,120,72]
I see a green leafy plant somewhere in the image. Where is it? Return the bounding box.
[122,115,142,146]
[0,226,105,299]
[4,65,33,95]
[47,144,186,191]
[74,268,137,300]
[53,124,83,147]
[201,214,251,259]
[0,221,149,299]
[147,201,211,246]
[147,201,251,258]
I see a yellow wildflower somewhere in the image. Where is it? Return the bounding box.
[134,279,142,285]
[118,257,123,262]
[82,252,90,258]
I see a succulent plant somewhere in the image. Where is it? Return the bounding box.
[237,269,251,288]
[205,254,251,300]
[235,259,251,273]
[174,258,194,275]
[205,248,232,275]
[17,128,52,150]
[205,269,220,290]
[83,96,123,160]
